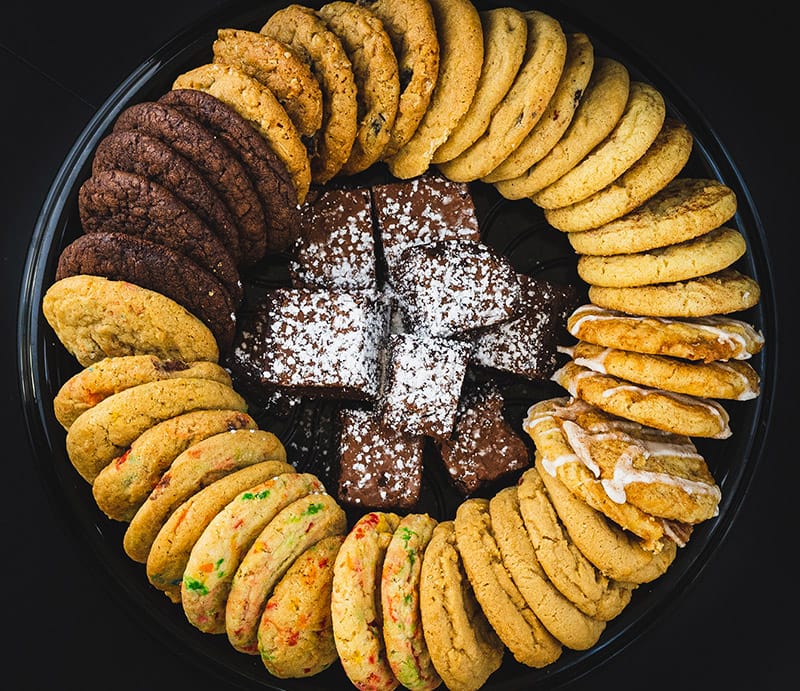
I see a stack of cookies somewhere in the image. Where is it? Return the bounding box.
[38,1,768,689]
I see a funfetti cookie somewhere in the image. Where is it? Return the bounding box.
[386,0,484,179]
[260,4,358,185]
[42,275,220,366]
[431,6,528,164]
[436,9,567,182]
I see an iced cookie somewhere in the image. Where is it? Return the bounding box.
[419,520,503,691]
[454,498,563,668]
[331,511,401,691]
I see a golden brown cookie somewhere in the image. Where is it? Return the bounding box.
[212,27,323,137]
[357,0,440,158]
[386,0,484,179]
[436,10,567,182]
[551,360,733,439]
[419,520,504,691]
[566,303,765,362]
[545,117,693,231]
[493,57,630,200]
[483,31,594,182]
[65,378,248,484]
[42,275,220,367]
[454,498,563,668]
[258,534,345,678]
[430,6,528,165]
[260,3,358,184]
[92,409,258,522]
[122,430,289,563]
[568,177,738,255]
[318,1,400,174]
[488,486,607,649]
[172,61,312,202]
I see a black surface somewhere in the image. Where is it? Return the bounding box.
[4,1,795,689]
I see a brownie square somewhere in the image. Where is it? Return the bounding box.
[337,407,424,510]
[371,173,481,284]
[231,287,389,400]
[289,186,377,291]
[391,239,523,339]
[381,333,470,439]
[438,383,531,496]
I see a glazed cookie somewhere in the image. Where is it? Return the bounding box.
[112,100,268,257]
[211,27,323,137]
[431,7,528,164]
[454,498,563,668]
[159,87,301,257]
[552,360,732,438]
[386,0,484,179]
[146,460,293,602]
[181,471,325,634]
[419,520,504,691]
[531,81,666,209]
[483,31,594,183]
[488,486,607,649]
[545,117,693,232]
[380,513,441,691]
[523,398,669,549]
[53,354,231,430]
[355,0,440,158]
[77,169,242,306]
[330,511,401,691]
[55,232,238,353]
[226,492,347,655]
[567,340,760,400]
[172,62,312,202]
[318,1,400,174]
[122,430,288,563]
[566,303,765,362]
[526,397,721,525]
[531,452,678,583]
[516,465,636,621]
[567,177,738,256]
[493,57,630,200]
[259,4,357,185]
[91,128,241,263]
[258,534,345,678]
[92,409,258,522]
[437,10,567,182]
[42,275,220,366]
[577,226,746,287]
[588,268,761,318]
[65,377,247,484]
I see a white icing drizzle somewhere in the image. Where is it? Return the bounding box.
[540,453,579,477]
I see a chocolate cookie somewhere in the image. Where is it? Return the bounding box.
[91,128,241,263]
[112,100,267,263]
[77,169,242,307]
[55,232,237,353]
[159,88,301,257]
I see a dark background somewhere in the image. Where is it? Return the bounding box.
[3,1,795,689]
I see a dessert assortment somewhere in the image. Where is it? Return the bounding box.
[37,1,765,689]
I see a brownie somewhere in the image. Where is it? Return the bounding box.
[112,100,268,265]
[55,232,237,353]
[381,333,470,440]
[77,169,243,306]
[437,382,530,496]
[160,88,300,258]
[231,288,389,400]
[371,172,481,284]
[91,129,242,264]
[391,239,522,338]
[289,186,377,291]
[337,407,424,510]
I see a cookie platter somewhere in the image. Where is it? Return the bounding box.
[18,1,775,690]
